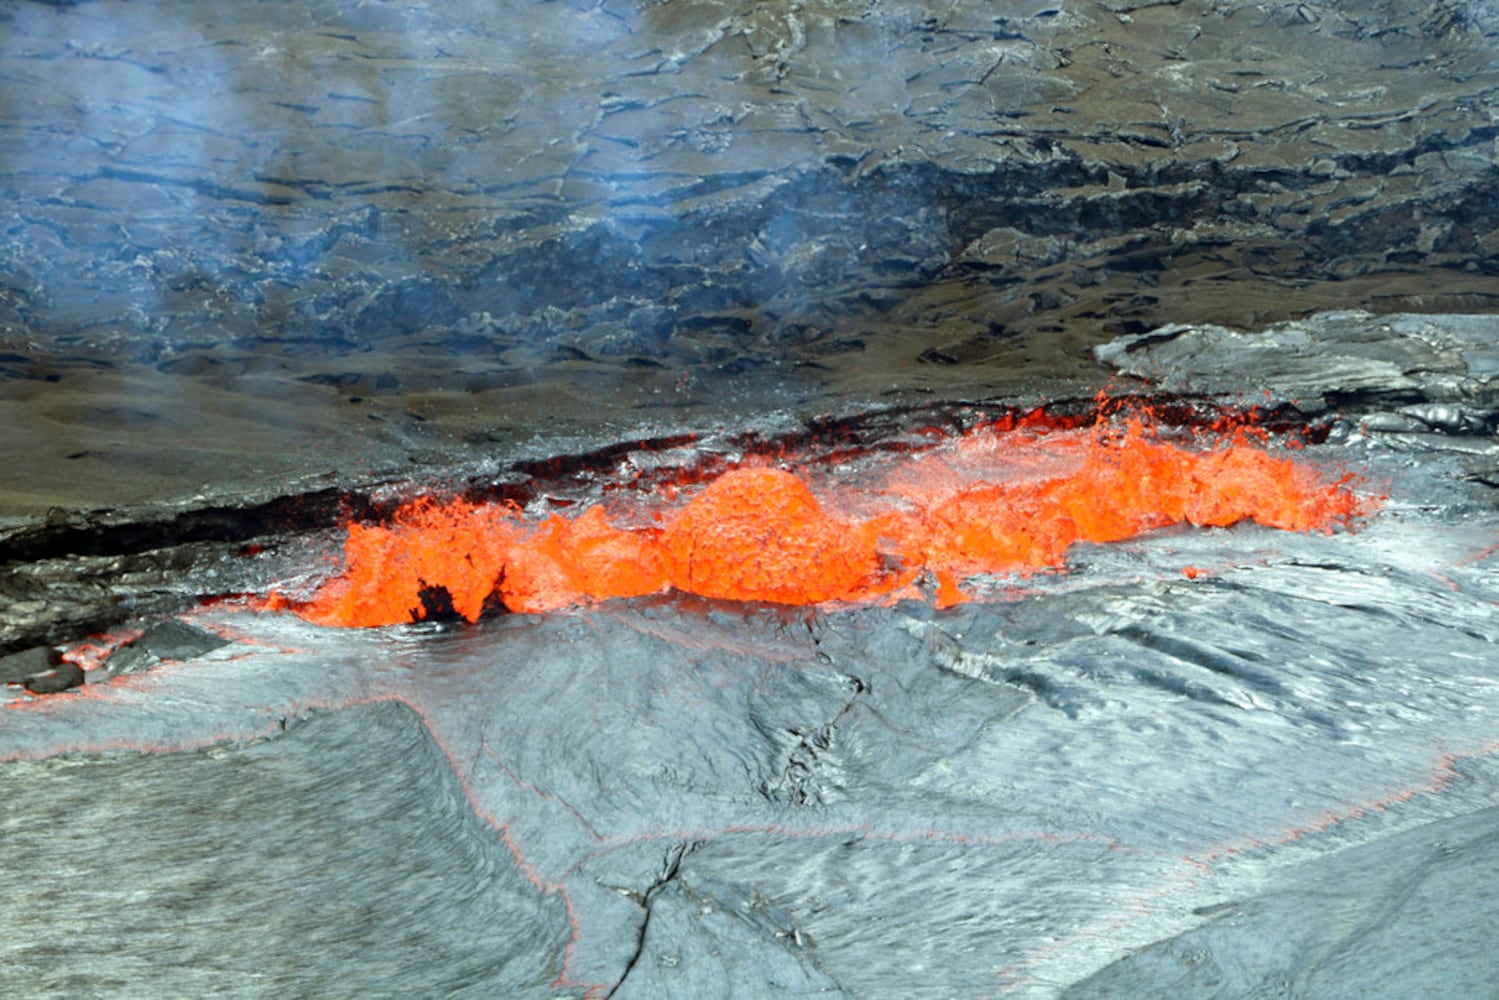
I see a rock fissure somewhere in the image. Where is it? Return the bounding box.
[607,840,698,998]
[761,669,869,807]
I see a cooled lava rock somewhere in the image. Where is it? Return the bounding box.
[101,620,232,679]
[1096,311,1499,420]
[21,660,84,695]
[0,646,63,685]
[410,584,466,625]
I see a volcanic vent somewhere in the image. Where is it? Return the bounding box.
[264,397,1380,628]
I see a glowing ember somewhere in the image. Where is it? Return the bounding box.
[270,409,1381,627]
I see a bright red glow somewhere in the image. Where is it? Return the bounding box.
[271,409,1381,627]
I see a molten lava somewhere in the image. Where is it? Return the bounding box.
[662,468,886,604]
[273,409,1380,627]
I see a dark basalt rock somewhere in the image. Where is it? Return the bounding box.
[21,659,84,694]
[1069,805,1499,998]
[1095,310,1499,485]
[0,646,62,685]
[101,619,231,679]
[410,583,465,625]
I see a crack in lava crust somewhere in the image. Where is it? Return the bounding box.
[268,407,1382,627]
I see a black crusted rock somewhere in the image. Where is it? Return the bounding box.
[104,620,232,678]
[4,0,1499,496]
[22,659,85,694]
[0,646,63,684]
[410,584,464,624]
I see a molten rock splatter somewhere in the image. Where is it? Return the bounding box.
[273,412,1379,627]
[662,468,885,604]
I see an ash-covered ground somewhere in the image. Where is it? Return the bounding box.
[3,0,1499,996]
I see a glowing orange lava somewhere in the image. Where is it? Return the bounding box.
[272,411,1381,627]
[661,467,888,604]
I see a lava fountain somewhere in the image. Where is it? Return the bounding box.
[268,402,1381,627]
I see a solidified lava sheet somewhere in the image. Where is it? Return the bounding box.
[277,408,1379,626]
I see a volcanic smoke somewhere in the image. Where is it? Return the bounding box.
[270,409,1379,627]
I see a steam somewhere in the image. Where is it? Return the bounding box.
[0,0,973,373]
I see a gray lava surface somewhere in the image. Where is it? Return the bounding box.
[3,0,1499,996]
[3,460,1496,996]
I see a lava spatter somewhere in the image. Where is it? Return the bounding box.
[661,467,893,604]
[274,409,1381,627]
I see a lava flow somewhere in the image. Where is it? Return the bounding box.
[268,406,1381,627]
